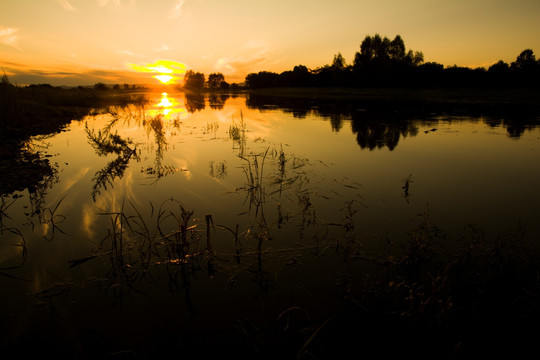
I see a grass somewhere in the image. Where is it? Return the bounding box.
[96,203,540,358]
[2,183,539,359]
[229,111,247,156]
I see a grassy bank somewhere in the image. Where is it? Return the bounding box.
[0,76,149,195]
[0,78,148,140]
[248,86,540,106]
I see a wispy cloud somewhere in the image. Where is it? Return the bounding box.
[213,40,273,76]
[0,27,21,49]
[3,65,152,86]
[128,59,187,84]
[57,0,76,11]
[213,55,269,76]
[168,0,186,19]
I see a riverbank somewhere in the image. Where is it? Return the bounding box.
[248,86,540,106]
[0,82,148,140]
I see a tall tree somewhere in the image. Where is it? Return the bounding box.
[512,49,537,71]
[184,70,205,90]
[207,73,225,89]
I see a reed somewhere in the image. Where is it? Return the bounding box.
[229,111,247,156]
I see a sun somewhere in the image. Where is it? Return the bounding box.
[155,74,174,84]
[128,60,186,85]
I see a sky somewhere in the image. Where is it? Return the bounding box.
[1,0,539,86]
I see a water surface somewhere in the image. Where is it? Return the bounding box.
[1,91,539,356]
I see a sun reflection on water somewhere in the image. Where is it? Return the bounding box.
[150,92,188,119]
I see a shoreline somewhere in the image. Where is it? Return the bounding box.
[246,86,540,106]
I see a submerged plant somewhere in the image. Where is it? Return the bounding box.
[229,111,247,156]
[401,173,413,197]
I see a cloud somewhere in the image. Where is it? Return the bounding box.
[168,0,186,19]
[128,59,187,84]
[0,27,20,49]
[213,40,273,76]
[0,63,152,86]
[214,55,269,76]
[57,0,76,11]
[128,60,186,74]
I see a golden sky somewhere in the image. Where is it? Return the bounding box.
[1,0,539,86]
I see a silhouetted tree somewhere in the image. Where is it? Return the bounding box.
[489,60,510,73]
[331,53,352,86]
[291,65,313,87]
[312,65,333,87]
[352,34,423,87]
[94,82,108,91]
[242,35,539,89]
[246,71,280,88]
[512,49,537,71]
[389,35,406,61]
[184,70,205,90]
[207,73,226,89]
[416,62,444,87]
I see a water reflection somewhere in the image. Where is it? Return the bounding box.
[85,122,139,200]
[1,91,540,358]
[185,92,206,112]
[246,94,540,149]
[149,92,188,121]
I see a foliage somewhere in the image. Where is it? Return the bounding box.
[183,70,205,90]
[206,72,226,89]
[244,34,540,89]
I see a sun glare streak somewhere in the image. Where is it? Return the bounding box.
[128,60,186,85]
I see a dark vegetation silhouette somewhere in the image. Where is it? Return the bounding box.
[0,72,148,197]
[183,70,206,90]
[245,34,540,89]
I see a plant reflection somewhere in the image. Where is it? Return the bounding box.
[141,115,178,182]
[85,123,139,201]
[85,103,185,200]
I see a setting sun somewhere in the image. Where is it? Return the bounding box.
[155,74,174,84]
[128,60,186,85]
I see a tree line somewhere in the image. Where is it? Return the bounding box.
[244,34,540,89]
[183,70,240,90]
[182,34,539,90]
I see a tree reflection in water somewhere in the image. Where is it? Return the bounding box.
[246,94,540,150]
